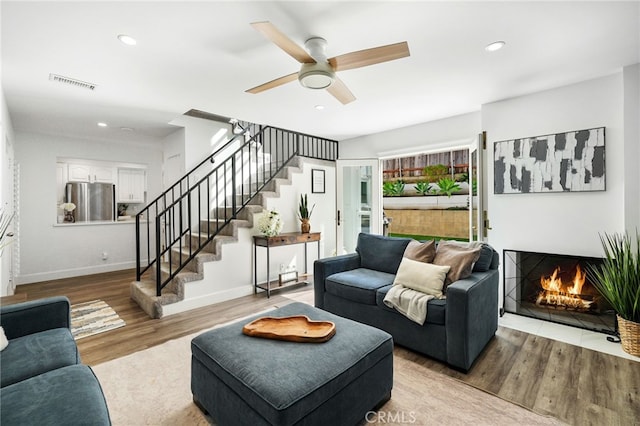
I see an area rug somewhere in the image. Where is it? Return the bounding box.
[71,300,126,340]
[93,316,563,426]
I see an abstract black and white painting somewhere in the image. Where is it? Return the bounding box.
[494,127,605,194]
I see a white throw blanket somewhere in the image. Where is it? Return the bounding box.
[383,285,438,325]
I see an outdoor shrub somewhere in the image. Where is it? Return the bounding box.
[414,181,432,195]
[436,177,461,197]
[383,180,405,196]
[423,164,449,179]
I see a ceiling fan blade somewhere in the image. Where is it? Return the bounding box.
[327,76,356,105]
[251,21,315,64]
[246,72,299,94]
[328,41,410,72]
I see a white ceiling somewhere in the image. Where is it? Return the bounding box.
[2,1,639,144]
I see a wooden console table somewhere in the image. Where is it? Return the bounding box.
[253,232,321,298]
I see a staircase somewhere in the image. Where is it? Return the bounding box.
[131,123,337,318]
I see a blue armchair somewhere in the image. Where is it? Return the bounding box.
[1,296,79,387]
[1,296,111,425]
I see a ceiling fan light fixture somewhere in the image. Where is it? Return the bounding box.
[299,71,334,89]
[298,62,336,89]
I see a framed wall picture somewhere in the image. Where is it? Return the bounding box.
[494,127,605,194]
[311,169,325,194]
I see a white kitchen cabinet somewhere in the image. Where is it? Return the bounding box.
[68,164,115,183]
[117,168,146,203]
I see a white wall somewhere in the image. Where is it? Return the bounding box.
[206,160,335,288]
[0,89,16,295]
[168,115,233,172]
[484,73,626,258]
[162,127,185,189]
[14,131,163,284]
[340,112,481,159]
[623,64,640,236]
[266,160,336,262]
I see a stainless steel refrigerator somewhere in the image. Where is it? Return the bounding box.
[65,182,115,222]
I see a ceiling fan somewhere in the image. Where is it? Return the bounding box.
[246,21,410,105]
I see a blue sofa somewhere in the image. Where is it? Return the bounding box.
[0,296,111,425]
[314,233,499,372]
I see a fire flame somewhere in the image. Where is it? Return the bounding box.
[536,265,594,310]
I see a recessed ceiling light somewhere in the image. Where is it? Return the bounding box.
[485,41,506,52]
[314,105,325,110]
[120,127,134,132]
[117,34,137,46]
[97,122,108,127]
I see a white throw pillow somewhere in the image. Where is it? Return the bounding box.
[0,326,8,351]
[393,257,450,297]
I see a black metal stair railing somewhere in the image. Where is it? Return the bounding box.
[135,124,338,296]
[135,120,258,279]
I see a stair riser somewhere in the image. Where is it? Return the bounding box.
[165,249,198,271]
[238,179,275,191]
[198,221,234,237]
[143,272,184,300]
[215,206,260,221]
[186,234,224,252]
[150,263,189,283]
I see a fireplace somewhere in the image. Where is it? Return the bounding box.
[502,249,616,334]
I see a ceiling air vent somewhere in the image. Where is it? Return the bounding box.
[49,73,97,91]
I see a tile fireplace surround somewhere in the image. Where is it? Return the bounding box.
[499,248,637,362]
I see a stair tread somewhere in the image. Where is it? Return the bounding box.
[171,234,237,250]
[132,280,179,304]
[199,218,250,226]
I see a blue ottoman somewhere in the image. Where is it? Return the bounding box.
[191,302,393,426]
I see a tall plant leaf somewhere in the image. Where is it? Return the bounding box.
[587,232,640,323]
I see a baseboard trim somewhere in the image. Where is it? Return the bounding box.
[15,261,137,285]
[161,285,254,317]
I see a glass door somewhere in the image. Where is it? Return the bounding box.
[469,132,485,241]
[336,159,381,254]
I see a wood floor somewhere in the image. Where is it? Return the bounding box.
[10,270,640,425]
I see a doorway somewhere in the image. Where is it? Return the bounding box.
[381,141,483,242]
[336,159,381,254]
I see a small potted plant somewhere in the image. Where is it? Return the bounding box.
[587,232,640,356]
[118,204,129,217]
[297,194,315,233]
[61,202,76,223]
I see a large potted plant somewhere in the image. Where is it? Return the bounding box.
[588,232,640,356]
